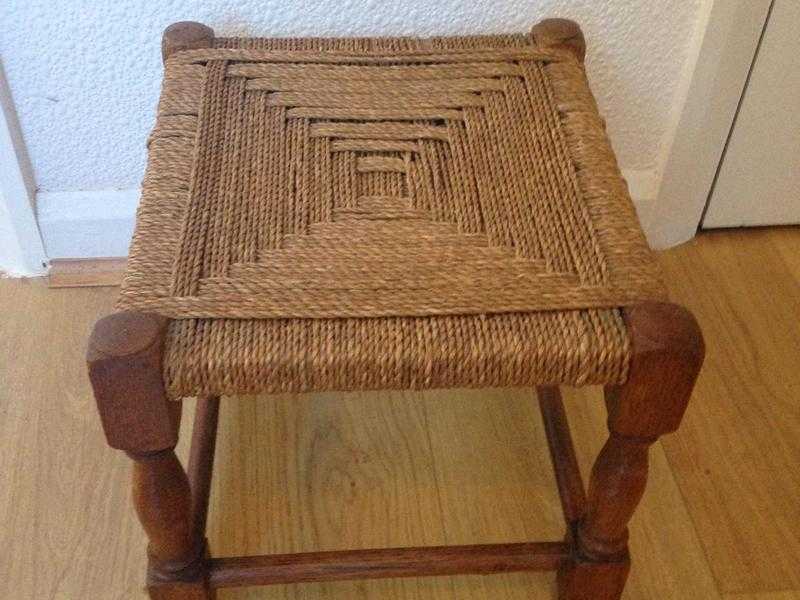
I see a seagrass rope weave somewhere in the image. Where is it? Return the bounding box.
[117,32,666,399]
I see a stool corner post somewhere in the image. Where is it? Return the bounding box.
[162,21,215,63]
[531,18,587,63]
[87,311,179,454]
[613,301,705,437]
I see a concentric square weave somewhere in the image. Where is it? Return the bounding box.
[117,32,666,398]
[119,34,664,320]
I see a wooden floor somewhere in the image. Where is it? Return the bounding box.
[1,227,799,599]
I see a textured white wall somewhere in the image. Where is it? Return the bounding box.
[1,0,701,194]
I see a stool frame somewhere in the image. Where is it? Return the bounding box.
[86,20,705,600]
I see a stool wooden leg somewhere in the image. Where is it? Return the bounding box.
[87,312,213,599]
[558,303,704,600]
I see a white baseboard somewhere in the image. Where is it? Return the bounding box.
[35,168,663,259]
[37,188,139,259]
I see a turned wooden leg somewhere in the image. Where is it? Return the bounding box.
[558,303,705,600]
[87,312,213,600]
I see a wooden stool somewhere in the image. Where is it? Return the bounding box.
[87,20,704,600]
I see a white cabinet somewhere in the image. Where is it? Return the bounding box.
[703,0,800,228]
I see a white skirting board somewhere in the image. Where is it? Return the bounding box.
[37,189,139,259]
[36,168,662,260]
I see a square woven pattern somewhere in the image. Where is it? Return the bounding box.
[117,32,666,398]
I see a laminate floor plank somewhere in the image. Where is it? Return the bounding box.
[659,229,800,593]
[2,227,798,599]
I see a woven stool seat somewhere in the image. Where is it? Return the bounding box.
[118,30,665,399]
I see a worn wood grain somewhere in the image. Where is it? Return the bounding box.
[208,542,567,588]
[538,386,586,524]
[188,396,220,542]
[87,311,177,453]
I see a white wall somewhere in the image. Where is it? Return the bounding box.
[0,0,706,258]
